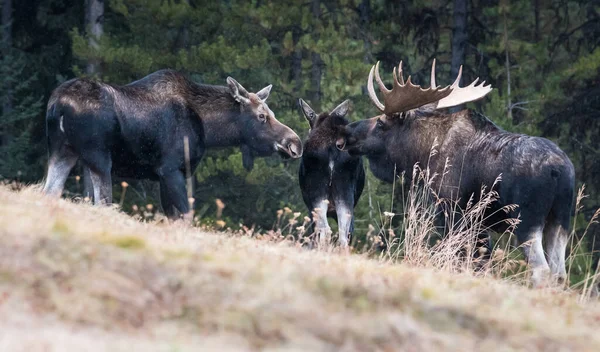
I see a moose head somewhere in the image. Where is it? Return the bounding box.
[227,77,303,170]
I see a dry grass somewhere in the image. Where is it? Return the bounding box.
[1,185,600,351]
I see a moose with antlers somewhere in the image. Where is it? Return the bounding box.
[298,99,365,249]
[338,60,575,287]
[43,70,302,219]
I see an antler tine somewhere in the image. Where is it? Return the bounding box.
[430,59,437,88]
[451,65,463,88]
[374,61,391,95]
[392,66,405,89]
[396,61,405,85]
[367,64,385,112]
[436,65,493,109]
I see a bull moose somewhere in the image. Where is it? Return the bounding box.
[338,60,575,287]
[42,70,302,218]
[298,99,365,248]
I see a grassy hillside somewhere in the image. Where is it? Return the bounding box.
[1,185,600,351]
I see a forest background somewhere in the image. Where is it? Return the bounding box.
[0,0,599,266]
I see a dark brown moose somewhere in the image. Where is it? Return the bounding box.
[298,99,365,249]
[339,60,575,287]
[42,70,302,218]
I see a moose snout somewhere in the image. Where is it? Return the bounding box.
[276,137,303,159]
[288,141,302,158]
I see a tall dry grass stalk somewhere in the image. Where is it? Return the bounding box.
[377,158,522,278]
[564,186,600,301]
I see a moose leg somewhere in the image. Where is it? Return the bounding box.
[335,201,353,249]
[312,200,332,248]
[544,221,569,285]
[473,232,492,270]
[158,170,189,220]
[82,165,94,202]
[83,150,113,205]
[516,223,551,288]
[43,148,78,197]
[89,167,113,206]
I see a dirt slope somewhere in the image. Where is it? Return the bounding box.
[0,185,599,351]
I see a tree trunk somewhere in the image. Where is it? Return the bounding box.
[292,26,303,92]
[503,11,513,123]
[174,0,190,55]
[450,0,468,113]
[1,0,12,148]
[85,0,104,76]
[359,0,371,95]
[533,0,540,42]
[311,0,322,110]
[2,0,12,117]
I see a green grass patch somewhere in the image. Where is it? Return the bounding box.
[51,219,71,236]
[101,235,146,250]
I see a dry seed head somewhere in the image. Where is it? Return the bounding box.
[284,207,292,214]
[215,220,226,228]
[146,204,154,211]
[121,181,128,188]
[132,204,138,212]
[277,209,284,217]
[75,175,81,182]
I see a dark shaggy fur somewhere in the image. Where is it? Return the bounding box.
[298,99,365,248]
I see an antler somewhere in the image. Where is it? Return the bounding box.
[435,65,493,109]
[367,61,452,115]
[367,59,493,115]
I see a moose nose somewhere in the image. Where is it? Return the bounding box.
[336,137,346,151]
[288,142,302,158]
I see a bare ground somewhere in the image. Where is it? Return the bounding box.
[0,185,599,351]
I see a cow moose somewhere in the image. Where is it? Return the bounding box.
[338,60,575,287]
[298,99,365,249]
[42,70,302,219]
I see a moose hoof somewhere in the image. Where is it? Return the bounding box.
[530,267,551,288]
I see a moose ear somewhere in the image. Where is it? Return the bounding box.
[298,98,317,128]
[227,77,251,105]
[330,99,350,118]
[241,145,255,171]
[256,84,272,101]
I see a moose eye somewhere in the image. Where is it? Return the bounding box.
[259,114,266,122]
[376,119,385,128]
